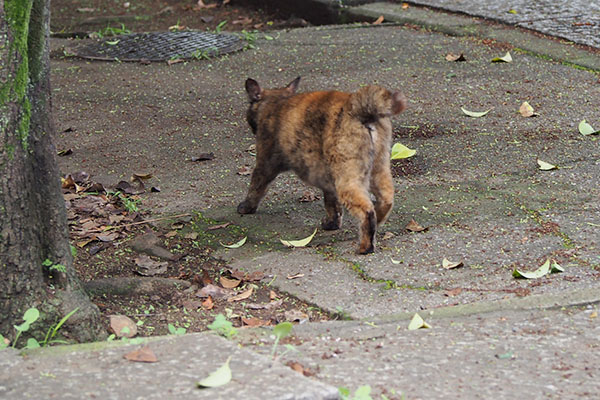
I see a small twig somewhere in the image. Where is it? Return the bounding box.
[87,213,192,233]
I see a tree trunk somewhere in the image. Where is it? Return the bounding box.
[0,0,104,344]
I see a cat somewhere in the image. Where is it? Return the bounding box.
[238,77,406,254]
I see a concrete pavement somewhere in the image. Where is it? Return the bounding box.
[3,1,600,399]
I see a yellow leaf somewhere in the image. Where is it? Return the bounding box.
[280,228,317,248]
[537,159,557,171]
[491,52,512,63]
[220,236,247,249]
[391,143,416,160]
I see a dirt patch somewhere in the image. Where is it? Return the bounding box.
[64,171,331,337]
[51,0,305,35]
[54,0,328,340]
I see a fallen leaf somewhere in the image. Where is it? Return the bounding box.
[591,311,598,319]
[197,284,230,299]
[134,255,168,276]
[513,259,553,279]
[578,120,599,136]
[132,172,153,180]
[280,228,317,248]
[124,346,158,363]
[373,15,384,25]
[171,222,184,230]
[190,152,215,162]
[461,107,492,118]
[442,258,463,269]
[444,288,462,297]
[110,315,137,338]
[246,299,283,310]
[220,276,241,289]
[201,296,214,310]
[206,222,231,231]
[197,356,232,388]
[230,269,264,282]
[96,232,119,242]
[406,219,427,232]
[269,290,278,300]
[237,166,252,176]
[220,236,247,249]
[519,101,537,117]
[390,143,416,159]
[286,361,313,376]
[232,17,252,25]
[408,313,431,330]
[390,258,402,265]
[287,273,304,280]
[58,148,73,156]
[445,53,466,62]
[382,231,395,240]
[77,7,95,12]
[550,261,564,273]
[200,15,214,23]
[402,2,409,9]
[167,58,184,66]
[241,317,270,327]
[491,52,513,63]
[227,287,254,302]
[164,230,177,238]
[537,159,557,170]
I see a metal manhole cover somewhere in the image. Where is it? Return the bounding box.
[72,31,245,62]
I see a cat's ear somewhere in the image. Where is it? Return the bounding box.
[286,76,301,93]
[245,78,262,102]
[390,91,407,115]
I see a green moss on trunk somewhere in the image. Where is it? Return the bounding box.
[2,0,34,151]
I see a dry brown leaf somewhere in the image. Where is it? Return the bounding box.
[220,276,241,289]
[110,315,137,338]
[134,255,168,276]
[287,273,304,280]
[241,317,270,327]
[406,219,427,232]
[167,58,184,65]
[206,222,231,231]
[519,101,537,117]
[124,346,158,363]
[227,287,254,302]
[202,296,214,310]
[285,361,313,376]
[373,15,384,25]
[230,269,264,282]
[402,2,409,9]
[269,290,278,300]
[442,258,464,269]
[445,53,466,62]
[237,166,252,176]
[197,284,230,299]
[96,232,119,242]
[232,17,252,25]
[132,172,153,180]
[246,299,283,310]
[444,288,462,297]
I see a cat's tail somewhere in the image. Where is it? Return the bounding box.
[348,86,406,124]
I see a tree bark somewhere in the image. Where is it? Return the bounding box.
[0,0,104,344]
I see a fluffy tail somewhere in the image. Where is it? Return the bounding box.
[348,86,407,125]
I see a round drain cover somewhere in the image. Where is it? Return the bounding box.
[72,31,245,62]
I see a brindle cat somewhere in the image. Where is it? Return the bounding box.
[238,77,407,254]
